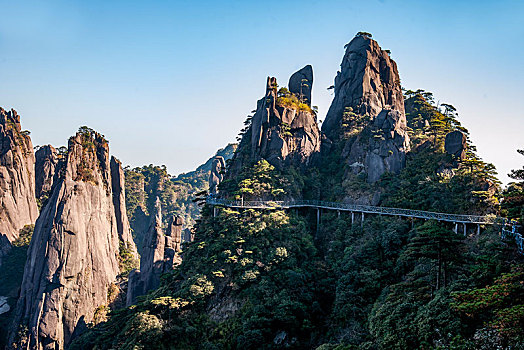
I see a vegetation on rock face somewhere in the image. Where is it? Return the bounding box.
[0,225,34,348]
[276,87,312,113]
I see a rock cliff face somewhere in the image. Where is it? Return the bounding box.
[34,145,59,200]
[230,67,321,173]
[127,199,183,306]
[111,157,138,254]
[209,156,225,194]
[0,108,39,266]
[8,129,137,349]
[322,34,410,183]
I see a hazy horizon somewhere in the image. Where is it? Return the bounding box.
[1,0,522,183]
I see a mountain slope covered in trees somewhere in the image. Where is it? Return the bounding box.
[71,34,523,350]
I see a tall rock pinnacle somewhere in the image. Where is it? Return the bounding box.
[8,128,137,349]
[288,65,313,106]
[0,108,38,266]
[229,66,321,173]
[322,34,410,183]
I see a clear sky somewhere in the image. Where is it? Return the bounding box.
[1,0,522,184]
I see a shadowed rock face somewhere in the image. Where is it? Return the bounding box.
[0,108,39,266]
[35,145,59,199]
[127,200,183,306]
[230,67,321,173]
[322,35,410,183]
[8,129,137,350]
[209,156,225,194]
[445,130,467,160]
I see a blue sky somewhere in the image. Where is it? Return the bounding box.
[0,0,522,184]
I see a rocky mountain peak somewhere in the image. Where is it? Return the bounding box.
[322,34,410,183]
[229,68,321,173]
[8,127,137,349]
[0,108,38,266]
[66,128,110,186]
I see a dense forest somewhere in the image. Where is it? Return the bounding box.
[70,88,524,350]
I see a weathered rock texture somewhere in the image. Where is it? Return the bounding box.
[322,34,410,183]
[127,200,183,306]
[8,129,137,350]
[34,145,59,199]
[288,65,313,106]
[0,108,39,266]
[445,130,467,160]
[209,156,225,194]
[230,67,321,173]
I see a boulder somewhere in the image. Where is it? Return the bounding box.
[445,130,467,159]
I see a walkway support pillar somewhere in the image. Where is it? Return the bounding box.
[351,212,354,225]
[361,212,365,228]
[316,208,320,235]
[453,222,458,234]
[463,223,467,237]
[477,224,481,235]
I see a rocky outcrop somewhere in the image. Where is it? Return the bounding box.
[209,156,225,194]
[0,295,9,315]
[230,67,321,173]
[8,128,137,349]
[322,34,410,183]
[288,65,313,106]
[34,145,59,199]
[445,130,467,160]
[0,108,39,266]
[165,215,184,267]
[127,200,182,306]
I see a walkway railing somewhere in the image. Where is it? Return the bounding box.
[206,198,498,224]
[502,227,524,254]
